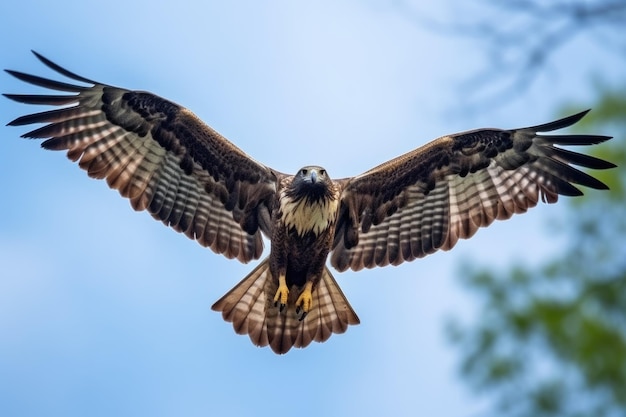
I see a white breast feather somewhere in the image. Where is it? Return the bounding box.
[279,191,338,236]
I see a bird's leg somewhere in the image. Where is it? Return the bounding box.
[273,274,289,312]
[295,281,313,321]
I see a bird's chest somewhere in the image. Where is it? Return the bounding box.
[277,192,339,238]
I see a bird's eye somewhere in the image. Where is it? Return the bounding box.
[301,169,308,175]
[320,169,326,176]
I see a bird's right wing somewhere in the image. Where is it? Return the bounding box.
[5,51,283,263]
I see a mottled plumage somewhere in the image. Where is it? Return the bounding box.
[5,52,615,354]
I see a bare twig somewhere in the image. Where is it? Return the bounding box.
[394,0,626,110]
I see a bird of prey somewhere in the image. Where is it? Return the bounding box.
[5,51,615,354]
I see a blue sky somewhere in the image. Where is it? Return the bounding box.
[0,2,621,417]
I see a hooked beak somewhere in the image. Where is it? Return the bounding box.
[309,169,318,184]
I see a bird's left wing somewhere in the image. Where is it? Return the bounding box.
[331,110,615,272]
[5,51,281,263]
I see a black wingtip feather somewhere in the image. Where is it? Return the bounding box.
[6,107,78,127]
[525,109,591,132]
[541,134,613,146]
[3,93,79,106]
[31,50,98,85]
[4,69,87,93]
[549,146,617,170]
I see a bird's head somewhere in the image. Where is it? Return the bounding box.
[288,165,333,202]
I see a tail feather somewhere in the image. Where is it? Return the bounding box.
[212,260,270,345]
[211,257,360,354]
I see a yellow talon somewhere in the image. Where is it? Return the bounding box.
[273,274,289,311]
[295,282,314,321]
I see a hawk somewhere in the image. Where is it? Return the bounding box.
[5,52,615,354]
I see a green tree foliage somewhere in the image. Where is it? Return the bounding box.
[447,91,626,417]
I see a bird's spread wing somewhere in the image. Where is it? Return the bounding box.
[5,51,280,263]
[331,111,615,272]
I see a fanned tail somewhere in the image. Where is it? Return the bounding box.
[211,258,360,354]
